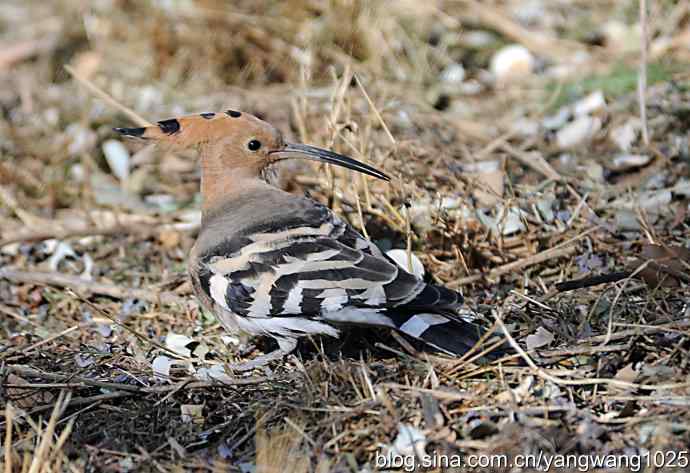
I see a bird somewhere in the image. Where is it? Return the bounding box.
[115,110,498,370]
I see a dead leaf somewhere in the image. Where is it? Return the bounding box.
[630,244,690,288]
[615,363,638,382]
[5,373,52,409]
[525,327,555,350]
[159,230,181,250]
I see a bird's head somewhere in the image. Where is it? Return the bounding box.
[115,110,390,183]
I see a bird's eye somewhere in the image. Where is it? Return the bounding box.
[247,139,262,151]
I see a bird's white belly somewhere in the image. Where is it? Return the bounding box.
[215,306,339,339]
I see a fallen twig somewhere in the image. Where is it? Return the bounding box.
[449,245,577,287]
[0,268,188,306]
[555,271,631,292]
[5,365,269,395]
[65,65,151,127]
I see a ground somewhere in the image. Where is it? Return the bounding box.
[1,1,689,472]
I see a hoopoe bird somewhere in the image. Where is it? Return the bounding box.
[116,110,494,370]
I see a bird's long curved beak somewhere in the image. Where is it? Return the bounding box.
[270,143,390,181]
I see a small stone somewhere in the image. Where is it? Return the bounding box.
[440,63,465,84]
[556,116,602,149]
[0,242,20,256]
[490,44,534,83]
[463,30,495,48]
[70,164,85,182]
[459,80,483,95]
[102,139,131,182]
[65,123,97,156]
[615,210,640,231]
[639,190,672,212]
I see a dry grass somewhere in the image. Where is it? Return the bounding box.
[1,0,689,471]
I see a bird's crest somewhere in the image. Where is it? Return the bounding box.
[114,110,265,149]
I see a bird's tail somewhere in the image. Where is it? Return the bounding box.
[387,284,505,359]
[385,310,499,358]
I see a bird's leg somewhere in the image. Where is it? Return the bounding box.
[227,337,297,372]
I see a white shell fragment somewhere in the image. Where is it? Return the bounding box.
[152,355,173,381]
[220,335,240,346]
[496,375,534,403]
[102,139,131,182]
[536,195,556,223]
[391,424,427,458]
[556,116,602,149]
[672,179,690,197]
[477,206,527,236]
[48,241,77,272]
[80,253,94,281]
[610,119,640,152]
[490,44,534,83]
[197,364,234,383]
[573,90,606,117]
[512,118,540,137]
[386,249,425,278]
[165,333,194,358]
[610,154,650,171]
[462,160,500,174]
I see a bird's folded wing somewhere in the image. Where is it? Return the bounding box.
[197,212,424,318]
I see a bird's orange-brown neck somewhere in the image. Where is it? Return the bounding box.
[199,148,272,221]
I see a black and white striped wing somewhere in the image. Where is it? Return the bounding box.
[198,209,424,319]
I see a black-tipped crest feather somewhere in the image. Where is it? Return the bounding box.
[114,127,146,138]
